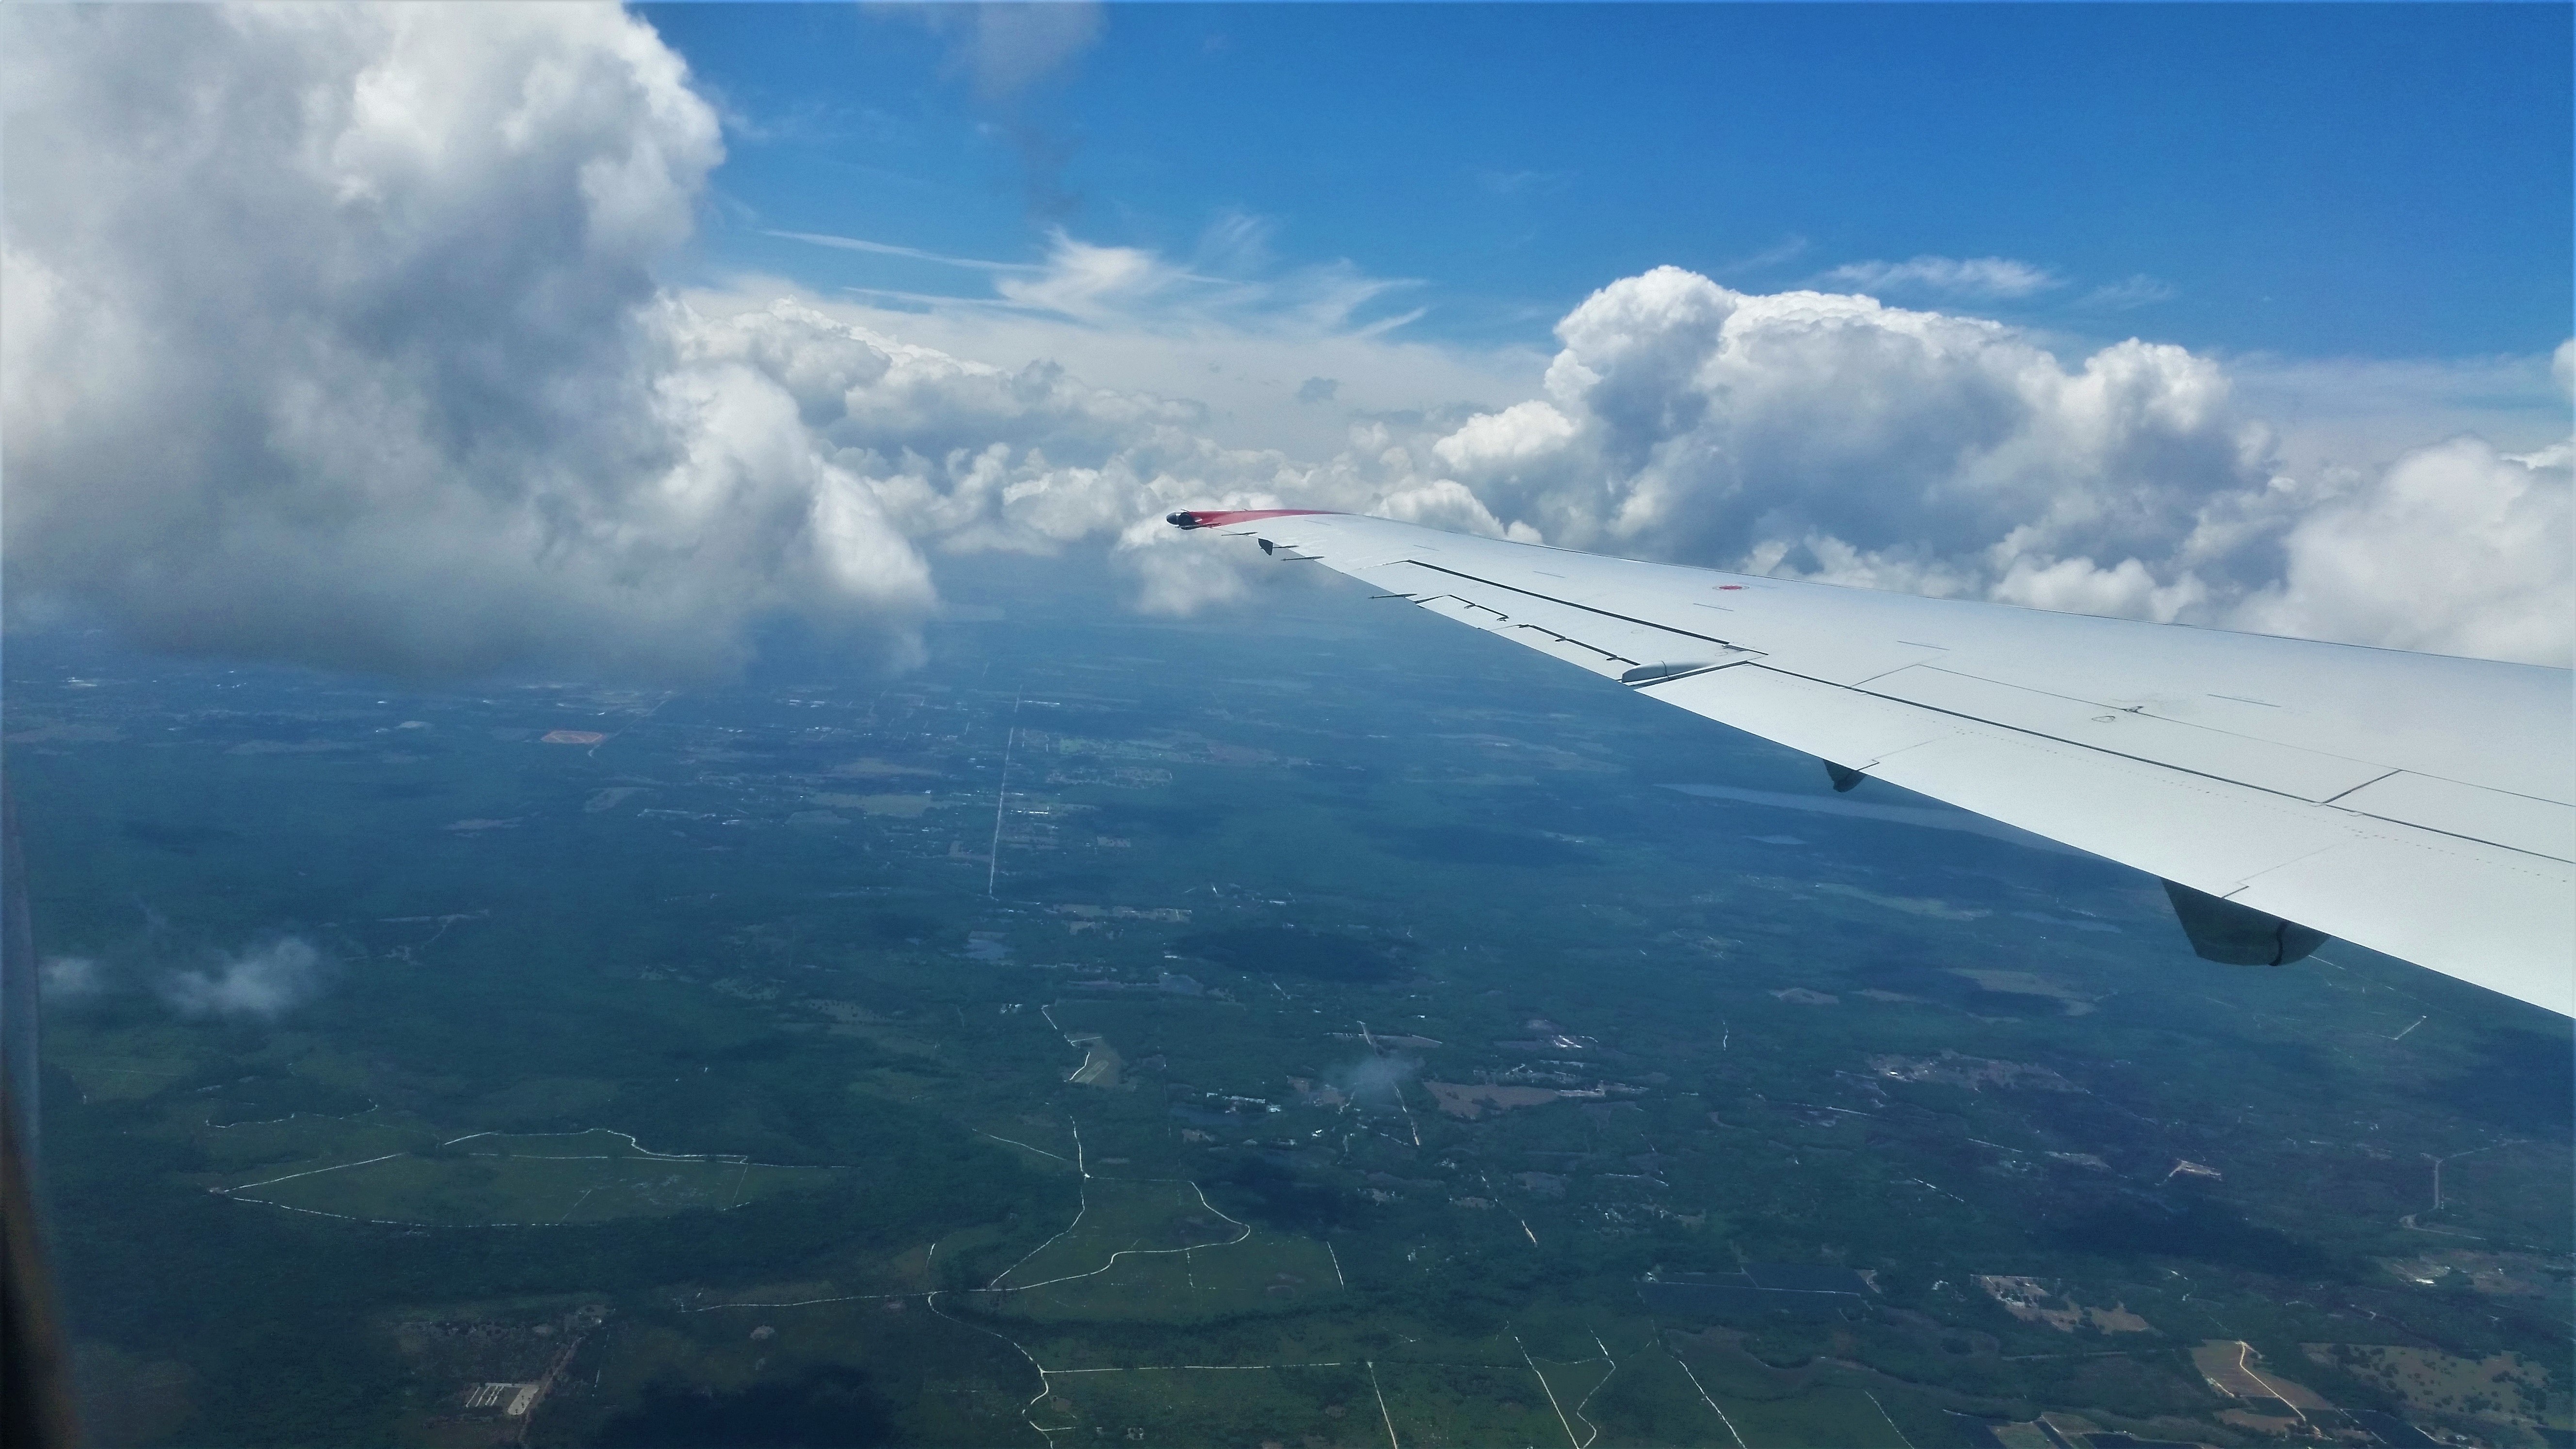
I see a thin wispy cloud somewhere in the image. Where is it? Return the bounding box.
[1820,254,2063,300]
[768,230,1042,274]
[1474,168,1575,199]
[789,222,1423,338]
[1713,235,1811,277]
[2078,274,2179,310]
[868,3,1105,219]
[869,1,1106,102]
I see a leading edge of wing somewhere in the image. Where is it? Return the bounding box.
[1171,508,2576,1016]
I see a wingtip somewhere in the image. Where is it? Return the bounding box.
[1166,508,1336,531]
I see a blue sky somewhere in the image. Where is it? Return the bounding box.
[646,2,2572,360]
[11,2,2568,682]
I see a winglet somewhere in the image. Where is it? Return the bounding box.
[1166,509,1336,530]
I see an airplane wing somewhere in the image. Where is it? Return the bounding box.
[1168,509,2575,1017]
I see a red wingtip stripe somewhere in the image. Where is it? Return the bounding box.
[1166,508,1338,530]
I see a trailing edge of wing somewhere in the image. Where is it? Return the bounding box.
[1172,509,2575,1016]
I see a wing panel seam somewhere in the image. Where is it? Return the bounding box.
[1741,665,2572,865]
[1389,559,1749,651]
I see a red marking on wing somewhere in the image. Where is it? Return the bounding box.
[1165,508,1338,530]
[1717,584,1746,590]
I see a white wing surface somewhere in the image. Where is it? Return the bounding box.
[1170,509,2575,1016]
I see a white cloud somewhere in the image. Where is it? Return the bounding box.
[1420,269,2571,664]
[877,1,1104,102]
[1819,255,2063,300]
[765,229,1041,275]
[2232,437,2570,663]
[38,956,105,1001]
[2077,274,2178,311]
[1432,400,1578,473]
[2228,350,2572,482]
[3,4,935,678]
[791,217,1424,340]
[1442,268,2263,566]
[3,4,2561,681]
[0,0,1497,671]
[161,937,327,1021]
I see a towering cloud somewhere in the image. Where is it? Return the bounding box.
[1417,269,2570,662]
[3,4,930,678]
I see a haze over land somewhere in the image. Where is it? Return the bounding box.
[10,554,2569,1447]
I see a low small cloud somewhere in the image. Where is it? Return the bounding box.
[38,956,105,1001]
[1333,1051,1420,1108]
[1819,255,2062,301]
[160,937,327,1021]
[1297,376,1339,403]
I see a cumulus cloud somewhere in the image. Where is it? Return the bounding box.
[160,937,328,1021]
[1819,255,2062,300]
[1432,270,2263,569]
[3,4,932,678]
[3,4,2562,682]
[38,956,105,1002]
[2233,437,2571,663]
[1417,268,2572,664]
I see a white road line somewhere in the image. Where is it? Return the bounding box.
[984,1173,1249,1293]
[2234,1343,2312,1430]
[1044,1362,1350,1375]
[1866,1390,1915,1448]
[1367,1360,1401,1449]
[1517,1334,1580,1449]
[1666,1347,1748,1449]
[925,1291,1060,1448]
[982,1216,1249,1294]
[987,694,1020,896]
[981,1132,1070,1163]
[1569,1335,1617,1449]
[692,1291,922,1311]
[220,1152,404,1192]
[987,1194,1089,1288]
[436,1127,780,1163]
